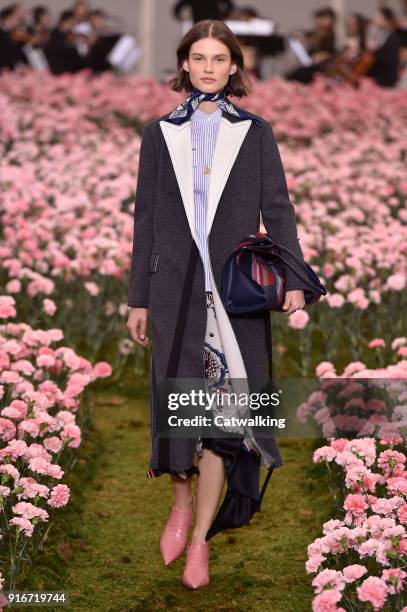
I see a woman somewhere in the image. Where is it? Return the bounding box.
[127,20,306,589]
[344,12,368,55]
[71,0,90,24]
[29,5,52,48]
[324,13,371,86]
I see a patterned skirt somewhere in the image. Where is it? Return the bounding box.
[147,291,260,479]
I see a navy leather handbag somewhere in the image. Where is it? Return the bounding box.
[221,232,327,315]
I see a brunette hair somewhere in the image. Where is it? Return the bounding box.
[314,7,337,21]
[349,12,368,50]
[379,7,397,27]
[32,5,48,25]
[168,19,253,97]
[0,4,20,21]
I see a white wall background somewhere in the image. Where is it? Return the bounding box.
[20,0,405,77]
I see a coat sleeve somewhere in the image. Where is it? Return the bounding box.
[127,125,156,308]
[260,121,309,292]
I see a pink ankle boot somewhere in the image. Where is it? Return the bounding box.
[160,496,195,565]
[182,541,210,589]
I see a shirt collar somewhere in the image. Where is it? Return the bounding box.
[191,106,222,125]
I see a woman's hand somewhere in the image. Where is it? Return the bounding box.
[281,290,305,316]
[127,307,150,347]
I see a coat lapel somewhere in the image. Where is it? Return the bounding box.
[159,113,252,244]
[159,119,196,241]
[159,111,252,381]
[207,117,251,236]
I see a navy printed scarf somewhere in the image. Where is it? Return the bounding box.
[166,86,262,127]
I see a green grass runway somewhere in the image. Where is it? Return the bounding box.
[22,386,333,612]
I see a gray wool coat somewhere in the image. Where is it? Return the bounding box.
[127,104,308,474]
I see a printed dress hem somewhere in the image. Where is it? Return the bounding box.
[147,465,199,479]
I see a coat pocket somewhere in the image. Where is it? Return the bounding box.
[149,252,159,273]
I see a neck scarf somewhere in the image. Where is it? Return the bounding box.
[166,86,262,127]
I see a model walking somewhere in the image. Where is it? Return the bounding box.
[127,19,307,589]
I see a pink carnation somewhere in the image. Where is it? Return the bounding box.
[368,338,385,348]
[43,436,63,453]
[381,568,406,595]
[397,504,407,524]
[0,295,16,319]
[386,274,405,291]
[306,554,326,573]
[391,337,406,350]
[316,362,337,377]
[9,517,34,537]
[12,501,49,522]
[47,484,70,508]
[386,476,407,496]
[288,309,309,330]
[343,564,368,582]
[84,282,100,296]
[93,361,112,378]
[378,449,406,476]
[343,493,368,514]
[312,589,342,612]
[312,569,345,594]
[326,293,345,308]
[357,576,388,610]
[43,299,57,316]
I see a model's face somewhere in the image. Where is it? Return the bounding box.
[182,37,237,94]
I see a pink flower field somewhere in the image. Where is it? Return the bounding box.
[0,67,406,605]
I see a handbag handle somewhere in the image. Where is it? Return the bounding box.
[247,237,325,295]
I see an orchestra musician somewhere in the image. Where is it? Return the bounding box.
[0,3,29,70]
[43,9,87,75]
[325,12,373,86]
[286,7,338,84]
[173,0,235,24]
[365,7,401,87]
[326,8,401,87]
[26,5,52,49]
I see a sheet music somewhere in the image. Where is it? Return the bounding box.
[288,37,313,66]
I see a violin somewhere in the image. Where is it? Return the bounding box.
[9,27,50,48]
[324,48,375,86]
[9,29,34,45]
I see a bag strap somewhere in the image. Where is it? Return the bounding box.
[264,312,273,381]
[259,466,274,503]
[260,312,275,505]
[273,250,323,292]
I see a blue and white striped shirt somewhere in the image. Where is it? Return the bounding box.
[190,106,222,291]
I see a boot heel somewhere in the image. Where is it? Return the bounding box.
[182,541,210,589]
